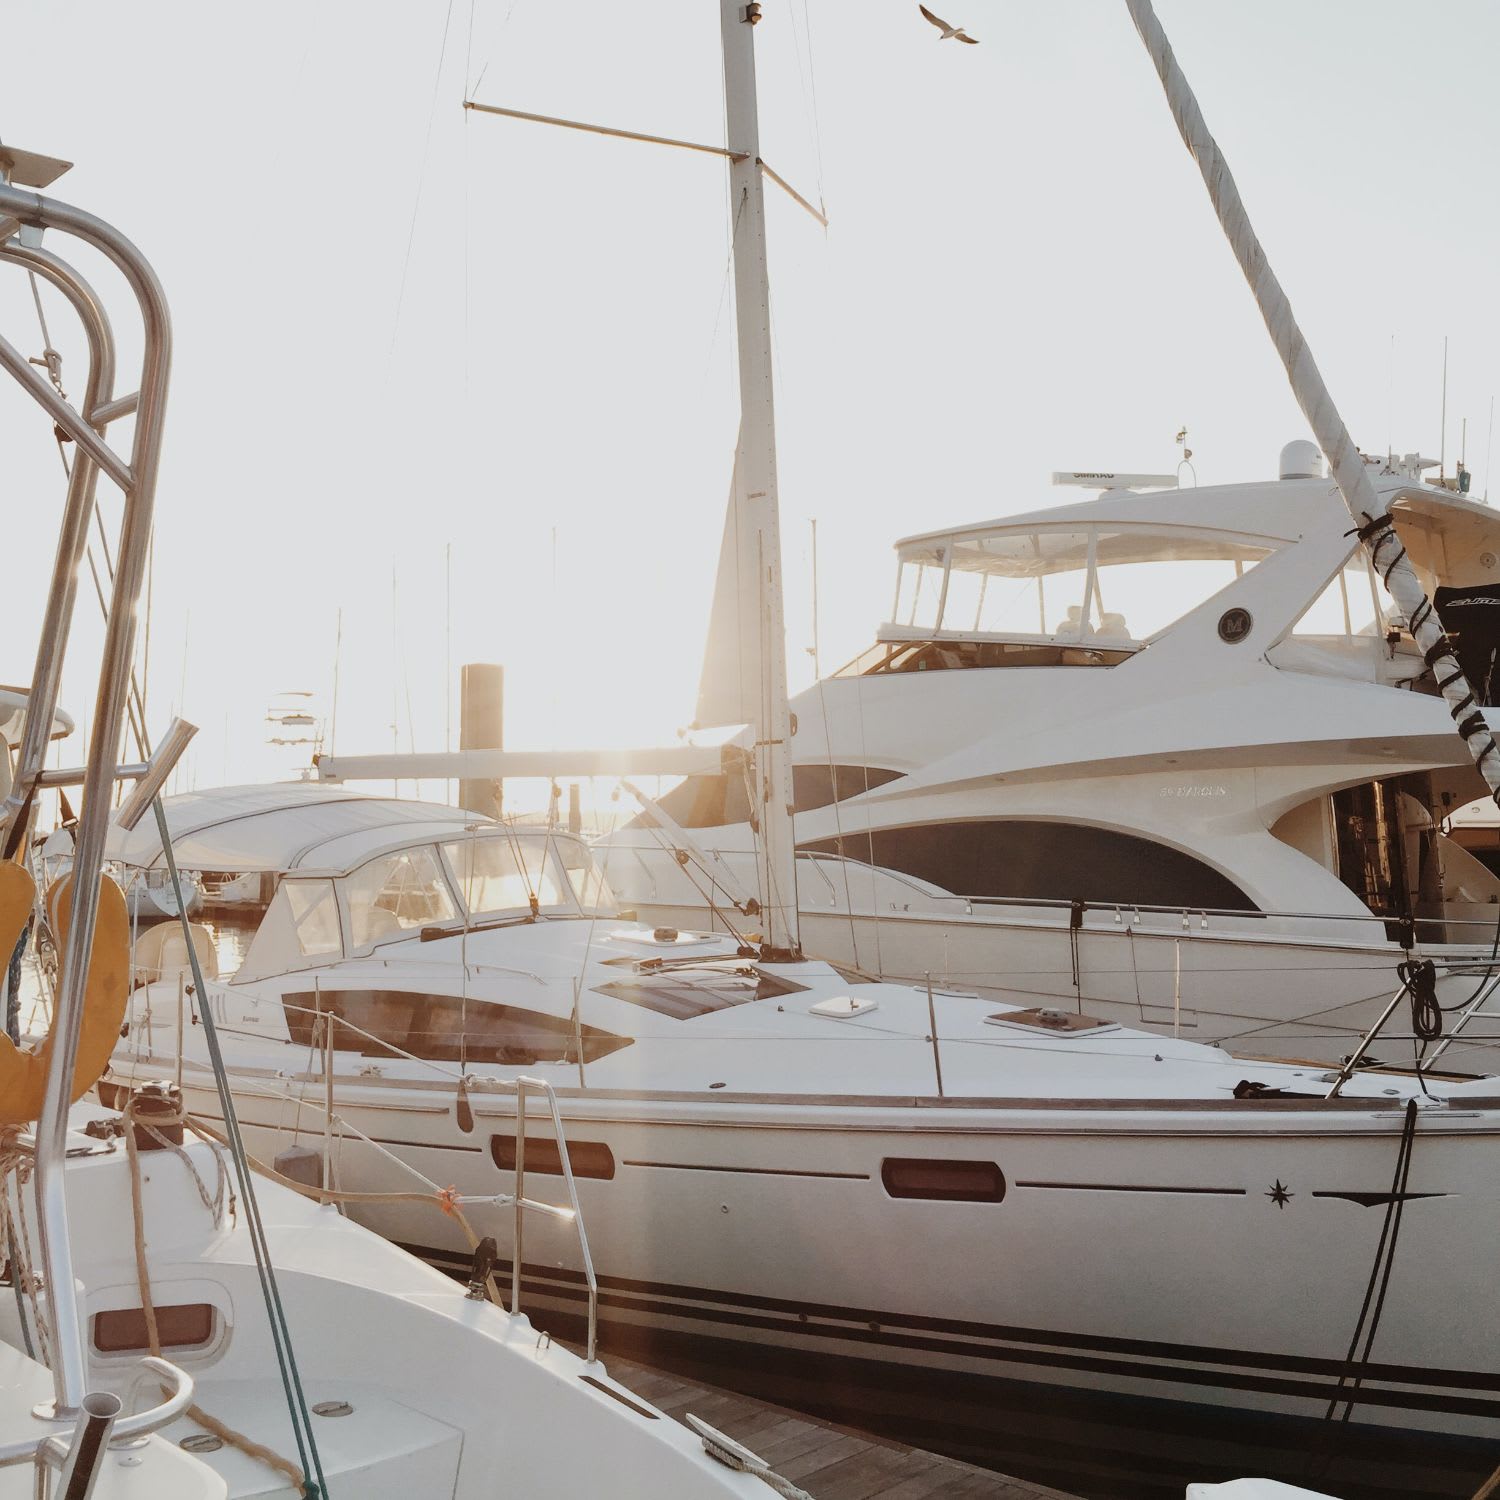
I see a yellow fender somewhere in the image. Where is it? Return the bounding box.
[0,861,129,1127]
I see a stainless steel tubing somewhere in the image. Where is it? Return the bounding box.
[0,240,115,857]
[0,332,131,490]
[0,178,173,1417]
[51,1391,120,1500]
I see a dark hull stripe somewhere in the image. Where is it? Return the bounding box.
[1016,1180,1246,1195]
[397,1239,1500,1419]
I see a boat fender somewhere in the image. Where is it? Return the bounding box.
[0,863,129,1127]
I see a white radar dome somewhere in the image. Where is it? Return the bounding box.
[1279,440,1323,480]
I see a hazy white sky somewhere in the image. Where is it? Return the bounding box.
[5,1,1500,806]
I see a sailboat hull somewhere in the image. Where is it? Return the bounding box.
[141,1073,1500,1452]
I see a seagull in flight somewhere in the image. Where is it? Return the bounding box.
[919,4,979,43]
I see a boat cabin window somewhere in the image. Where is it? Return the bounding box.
[804,820,1258,913]
[283,987,632,1064]
[555,836,620,914]
[1291,554,1385,637]
[879,525,1275,665]
[346,846,457,949]
[595,963,807,1019]
[284,879,342,958]
[441,835,571,917]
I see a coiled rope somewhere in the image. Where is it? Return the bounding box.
[692,1421,817,1500]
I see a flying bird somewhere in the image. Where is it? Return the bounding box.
[919,4,979,43]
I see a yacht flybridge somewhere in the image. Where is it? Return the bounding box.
[602,447,1500,1074]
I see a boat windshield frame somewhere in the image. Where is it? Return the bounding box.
[880,520,1282,652]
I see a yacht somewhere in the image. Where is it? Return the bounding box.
[104,784,1500,1487]
[600,448,1500,1075]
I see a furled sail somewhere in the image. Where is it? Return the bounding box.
[694,444,761,732]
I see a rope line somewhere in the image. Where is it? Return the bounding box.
[152,798,330,1497]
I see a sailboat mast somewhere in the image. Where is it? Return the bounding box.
[719,0,800,958]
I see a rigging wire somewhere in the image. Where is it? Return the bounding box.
[388,0,460,359]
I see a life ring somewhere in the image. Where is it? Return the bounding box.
[0,860,129,1126]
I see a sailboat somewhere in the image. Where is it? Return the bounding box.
[103,7,1500,1495]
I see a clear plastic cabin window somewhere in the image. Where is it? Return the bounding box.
[1087,537,1271,641]
[892,528,1274,645]
[1293,555,1385,637]
[554,837,618,914]
[443,837,568,917]
[346,847,457,949]
[284,879,341,958]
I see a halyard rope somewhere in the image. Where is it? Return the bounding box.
[1124,0,1500,806]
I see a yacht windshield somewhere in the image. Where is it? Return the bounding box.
[867,523,1277,666]
[442,835,573,918]
[345,846,457,949]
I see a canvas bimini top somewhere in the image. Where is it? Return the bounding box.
[105,782,481,874]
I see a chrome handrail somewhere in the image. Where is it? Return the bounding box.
[504,1075,600,1365]
[0,164,173,1416]
[0,1357,192,1472]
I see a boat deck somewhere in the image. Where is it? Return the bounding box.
[602,1351,1081,1500]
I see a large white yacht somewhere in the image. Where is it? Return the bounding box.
[600,447,1500,1075]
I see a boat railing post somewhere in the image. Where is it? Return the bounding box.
[924,974,945,1098]
[1325,983,1410,1099]
[511,1085,526,1317]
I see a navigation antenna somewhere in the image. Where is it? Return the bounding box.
[1175,426,1197,487]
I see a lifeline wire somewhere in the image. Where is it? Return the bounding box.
[152,797,329,1498]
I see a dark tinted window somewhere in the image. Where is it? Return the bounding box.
[594,964,805,1020]
[283,989,632,1064]
[491,1135,615,1180]
[632,764,901,830]
[836,640,1133,676]
[94,1304,216,1353]
[882,1158,1005,1202]
[804,821,1256,912]
[792,764,903,813]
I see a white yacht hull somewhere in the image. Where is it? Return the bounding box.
[124,1068,1500,1453]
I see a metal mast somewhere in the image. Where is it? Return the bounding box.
[719,0,801,957]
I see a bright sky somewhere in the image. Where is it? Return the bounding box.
[5,1,1500,807]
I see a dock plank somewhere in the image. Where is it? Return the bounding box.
[599,1352,1079,1500]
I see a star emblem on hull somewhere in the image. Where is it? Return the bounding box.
[1266,1180,1293,1209]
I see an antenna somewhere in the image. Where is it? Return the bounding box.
[1487,395,1496,504]
[1440,334,1449,480]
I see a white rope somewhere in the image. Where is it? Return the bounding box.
[697,1431,816,1500]
[1124,0,1500,805]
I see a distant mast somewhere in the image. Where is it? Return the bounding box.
[716,0,800,958]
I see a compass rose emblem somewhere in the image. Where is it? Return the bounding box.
[1265,1180,1293,1209]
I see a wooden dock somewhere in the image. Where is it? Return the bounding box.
[602,1351,1082,1500]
